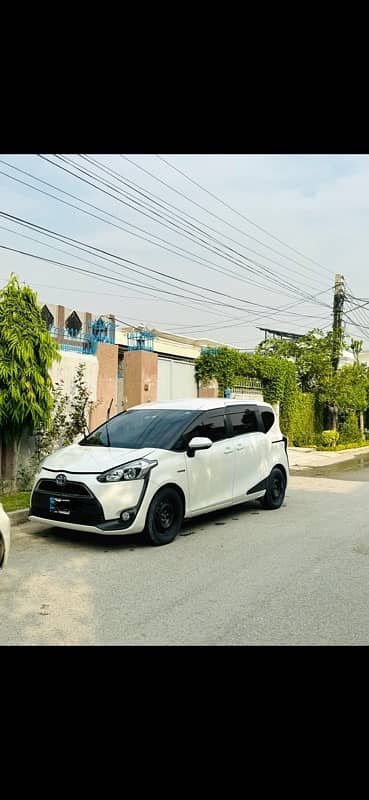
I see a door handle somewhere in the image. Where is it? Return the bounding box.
[223,447,233,454]
[236,444,245,451]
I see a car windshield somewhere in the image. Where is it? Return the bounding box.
[80,409,200,450]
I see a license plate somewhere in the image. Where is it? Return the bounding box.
[49,497,71,516]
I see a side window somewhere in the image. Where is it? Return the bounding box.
[174,412,227,449]
[200,412,227,443]
[262,411,275,433]
[227,406,259,436]
[173,417,204,451]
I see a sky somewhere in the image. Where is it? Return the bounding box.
[0,153,369,350]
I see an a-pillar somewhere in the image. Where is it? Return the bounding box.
[123,350,158,409]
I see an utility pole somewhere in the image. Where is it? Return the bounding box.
[332,273,345,372]
[328,274,345,432]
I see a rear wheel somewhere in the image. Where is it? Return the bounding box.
[0,535,5,567]
[145,487,184,546]
[260,468,286,510]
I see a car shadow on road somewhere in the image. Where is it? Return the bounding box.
[28,498,267,551]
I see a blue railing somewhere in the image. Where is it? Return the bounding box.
[128,330,155,351]
[201,346,220,355]
[59,341,98,355]
[87,318,115,344]
[49,321,115,355]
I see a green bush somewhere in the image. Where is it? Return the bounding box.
[339,412,361,444]
[282,392,318,446]
[16,454,40,490]
[316,440,369,451]
[321,430,340,448]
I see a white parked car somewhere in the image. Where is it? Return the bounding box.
[29,399,289,546]
[0,503,11,568]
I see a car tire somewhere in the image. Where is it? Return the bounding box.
[0,535,5,567]
[144,487,184,546]
[260,468,286,510]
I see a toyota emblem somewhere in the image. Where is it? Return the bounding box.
[55,474,67,487]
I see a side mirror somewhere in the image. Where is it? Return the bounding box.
[187,437,212,457]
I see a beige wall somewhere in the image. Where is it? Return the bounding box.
[90,343,118,429]
[123,350,158,409]
[116,327,230,360]
[49,345,118,432]
[199,379,219,398]
[49,351,98,404]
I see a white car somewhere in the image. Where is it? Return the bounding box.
[0,503,11,568]
[29,399,289,546]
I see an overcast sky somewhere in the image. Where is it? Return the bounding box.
[0,153,368,350]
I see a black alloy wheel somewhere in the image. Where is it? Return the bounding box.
[145,487,184,546]
[260,468,286,510]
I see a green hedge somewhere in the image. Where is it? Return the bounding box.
[281,392,320,447]
[316,441,369,451]
[338,412,361,444]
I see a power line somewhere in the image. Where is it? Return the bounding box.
[0,158,327,306]
[79,153,329,293]
[0,210,331,319]
[155,154,333,277]
[0,223,231,321]
[41,154,327,303]
[122,154,333,282]
[0,242,260,316]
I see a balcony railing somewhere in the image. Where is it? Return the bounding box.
[49,324,108,355]
[127,330,155,351]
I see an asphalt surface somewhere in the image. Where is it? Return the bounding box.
[2,459,369,645]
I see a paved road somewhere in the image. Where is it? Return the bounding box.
[2,462,369,645]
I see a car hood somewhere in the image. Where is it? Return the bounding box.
[42,444,156,474]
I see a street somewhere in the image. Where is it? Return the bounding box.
[2,462,369,645]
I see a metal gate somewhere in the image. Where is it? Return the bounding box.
[158,358,197,401]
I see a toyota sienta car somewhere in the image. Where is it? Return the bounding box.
[29,399,289,546]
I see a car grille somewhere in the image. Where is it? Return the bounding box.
[31,480,104,525]
[37,479,92,497]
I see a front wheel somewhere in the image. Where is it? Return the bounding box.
[144,487,184,546]
[260,468,286,510]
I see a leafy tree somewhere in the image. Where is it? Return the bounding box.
[0,275,60,486]
[350,338,363,363]
[257,329,336,396]
[195,347,243,393]
[196,345,298,412]
[332,364,369,415]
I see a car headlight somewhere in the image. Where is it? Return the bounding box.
[97,458,158,483]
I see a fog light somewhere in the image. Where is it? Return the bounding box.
[121,511,131,522]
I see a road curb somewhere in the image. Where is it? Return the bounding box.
[8,508,30,525]
[288,444,369,470]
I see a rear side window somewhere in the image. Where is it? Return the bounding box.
[227,407,259,436]
[262,411,275,433]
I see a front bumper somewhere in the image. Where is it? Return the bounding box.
[30,469,150,535]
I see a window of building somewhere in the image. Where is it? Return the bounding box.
[65,311,82,337]
[41,305,54,330]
